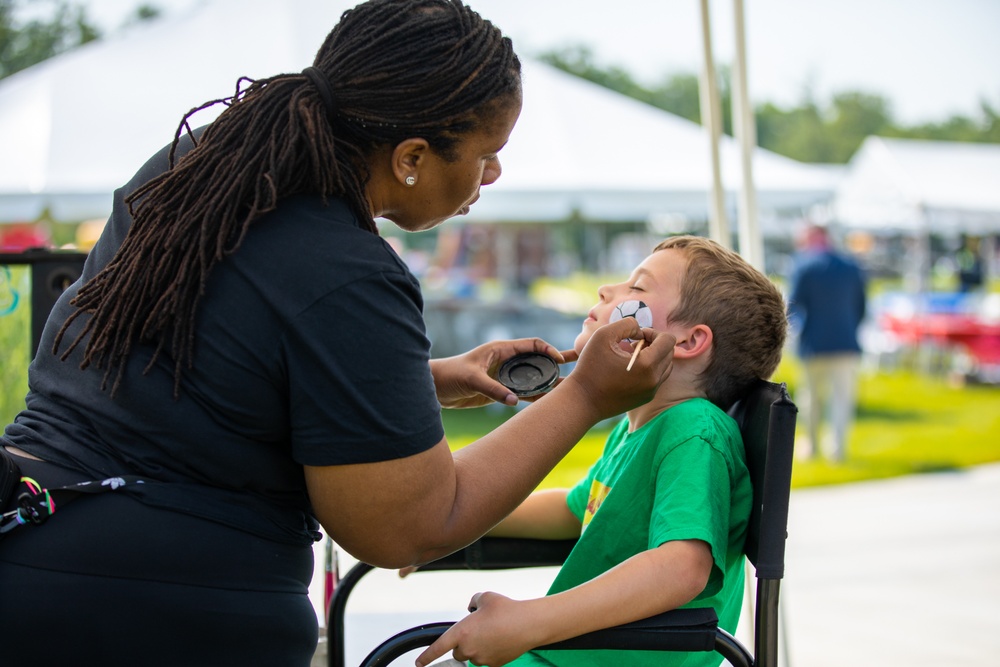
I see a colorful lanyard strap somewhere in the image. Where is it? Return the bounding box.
[0,475,148,537]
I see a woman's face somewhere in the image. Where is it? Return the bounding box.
[383,95,522,232]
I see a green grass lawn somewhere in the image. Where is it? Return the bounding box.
[0,265,32,426]
[785,366,1000,487]
[443,360,1000,491]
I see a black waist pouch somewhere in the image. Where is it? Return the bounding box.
[1,446,23,509]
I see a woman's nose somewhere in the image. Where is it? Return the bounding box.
[481,157,501,186]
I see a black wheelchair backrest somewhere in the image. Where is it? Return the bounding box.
[726,379,797,580]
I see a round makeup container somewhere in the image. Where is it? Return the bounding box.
[498,352,559,397]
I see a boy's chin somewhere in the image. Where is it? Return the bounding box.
[572,332,589,355]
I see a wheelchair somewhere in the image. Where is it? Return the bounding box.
[326,379,797,667]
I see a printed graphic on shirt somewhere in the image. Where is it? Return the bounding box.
[582,479,611,530]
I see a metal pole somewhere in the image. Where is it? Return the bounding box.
[731,0,764,271]
[698,0,730,247]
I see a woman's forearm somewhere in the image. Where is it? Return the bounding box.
[416,379,602,561]
[306,376,600,568]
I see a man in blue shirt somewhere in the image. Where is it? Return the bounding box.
[788,224,867,462]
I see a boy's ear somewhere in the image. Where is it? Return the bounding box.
[673,324,712,359]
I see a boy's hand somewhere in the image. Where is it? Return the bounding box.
[416,592,543,667]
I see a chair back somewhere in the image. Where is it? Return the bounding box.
[726,379,797,579]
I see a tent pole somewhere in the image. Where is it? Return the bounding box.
[731,0,763,271]
[698,0,730,248]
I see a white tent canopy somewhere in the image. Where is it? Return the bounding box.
[0,0,837,227]
[833,136,1000,235]
[466,59,837,225]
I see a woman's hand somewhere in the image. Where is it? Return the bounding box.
[564,318,676,421]
[430,338,574,409]
[416,592,544,667]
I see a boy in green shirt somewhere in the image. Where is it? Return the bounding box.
[416,236,788,667]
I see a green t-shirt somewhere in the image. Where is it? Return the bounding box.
[510,398,752,667]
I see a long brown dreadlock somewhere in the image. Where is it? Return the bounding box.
[54,0,521,397]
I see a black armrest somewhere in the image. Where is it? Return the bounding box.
[538,607,718,652]
[359,608,720,667]
[417,537,577,571]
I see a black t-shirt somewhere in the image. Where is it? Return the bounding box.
[2,137,444,545]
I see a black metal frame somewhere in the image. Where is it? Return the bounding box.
[329,379,796,667]
[0,249,87,356]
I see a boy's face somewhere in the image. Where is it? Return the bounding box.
[574,248,687,354]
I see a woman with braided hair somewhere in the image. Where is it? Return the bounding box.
[0,0,675,663]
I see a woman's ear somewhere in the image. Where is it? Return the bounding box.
[391,138,429,186]
[673,324,712,360]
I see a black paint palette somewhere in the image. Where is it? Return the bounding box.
[498,353,559,397]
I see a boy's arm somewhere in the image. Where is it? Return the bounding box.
[398,489,580,579]
[486,488,581,539]
[415,538,713,667]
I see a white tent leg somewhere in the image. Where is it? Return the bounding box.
[731,0,763,271]
[698,0,730,248]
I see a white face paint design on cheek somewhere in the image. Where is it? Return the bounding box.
[609,300,654,341]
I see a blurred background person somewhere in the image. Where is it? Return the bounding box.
[956,234,985,293]
[787,224,868,462]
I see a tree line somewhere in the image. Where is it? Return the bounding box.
[2,4,998,164]
[0,0,158,80]
[539,46,1000,164]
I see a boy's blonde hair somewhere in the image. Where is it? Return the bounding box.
[654,235,787,409]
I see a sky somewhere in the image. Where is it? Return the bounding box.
[59,0,1000,126]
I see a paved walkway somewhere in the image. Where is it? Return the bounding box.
[311,462,1000,667]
